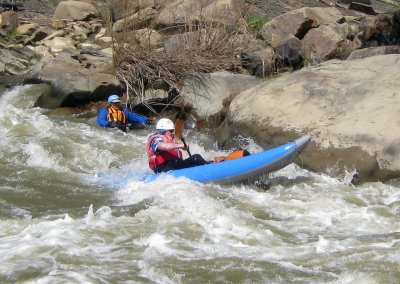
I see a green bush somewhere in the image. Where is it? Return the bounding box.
[7,30,19,44]
[0,29,20,45]
[0,36,7,45]
[245,14,268,32]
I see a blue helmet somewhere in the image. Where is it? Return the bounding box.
[108,94,121,103]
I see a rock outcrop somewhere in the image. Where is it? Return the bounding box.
[182,71,262,119]
[217,54,400,183]
[28,52,121,108]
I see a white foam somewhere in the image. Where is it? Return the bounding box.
[24,141,58,168]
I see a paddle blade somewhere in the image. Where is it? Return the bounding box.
[175,119,185,140]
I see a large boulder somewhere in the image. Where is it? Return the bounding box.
[26,52,121,108]
[301,22,360,63]
[258,7,366,65]
[112,7,158,32]
[358,13,400,46]
[53,0,98,21]
[157,0,245,28]
[347,45,400,60]
[181,71,262,119]
[218,54,400,183]
[260,7,345,48]
[0,45,41,79]
[111,0,156,21]
[257,6,400,65]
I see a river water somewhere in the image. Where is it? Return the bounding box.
[0,85,399,283]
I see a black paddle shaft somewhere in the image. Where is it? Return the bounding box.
[181,138,192,157]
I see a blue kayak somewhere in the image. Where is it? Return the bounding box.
[142,135,311,184]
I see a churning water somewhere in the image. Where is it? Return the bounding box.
[0,85,399,283]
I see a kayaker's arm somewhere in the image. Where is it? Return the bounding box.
[123,109,149,124]
[97,108,112,127]
[157,142,188,151]
[175,116,192,157]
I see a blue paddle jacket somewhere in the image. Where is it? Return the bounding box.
[97,107,149,127]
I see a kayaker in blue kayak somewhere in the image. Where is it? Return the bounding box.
[146,118,208,173]
[97,94,154,132]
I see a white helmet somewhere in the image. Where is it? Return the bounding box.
[156,118,175,131]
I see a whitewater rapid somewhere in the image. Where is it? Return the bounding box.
[0,85,399,283]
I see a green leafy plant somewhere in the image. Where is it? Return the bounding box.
[0,29,19,45]
[0,35,7,45]
[8,29,19,39]
[245,14,268,32]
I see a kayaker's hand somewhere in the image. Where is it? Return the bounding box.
[109,121,117,128]
[116,122,127,128]
[147,116,157,124]
[181,143,189,151]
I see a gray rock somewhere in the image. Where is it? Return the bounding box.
[0,45,41,77]
[347,45,400,60]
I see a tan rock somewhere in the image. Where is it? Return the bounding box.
[157,0,244,27]
[112,7,157,32]
[29,55,120,108]
[52,20,67,29]
[157,0,197,26]
[260,7,344,48]
[202,0,245,24]
[301,23,358,63]
[16,23,39,36]
[41,30,66,42]
[132,28,163,48]
[95,27,107,39]
[101,47,113,55]
[225,54,400,182]
[182,71,262,118]
[78,42,102,49]
[97,36,112,43]
[34,45,51,57]
[111,0,155,21]
[53,0,97,21]
[348,45,400,60]
[43,37,76,52]
[1,11,18,32]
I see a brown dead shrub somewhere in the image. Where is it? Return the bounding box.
[99,0,248,114]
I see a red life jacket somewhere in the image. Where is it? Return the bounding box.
[146,134,182,171]
[106,105,127,124]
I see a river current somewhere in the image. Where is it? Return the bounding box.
[0,85,399,283]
